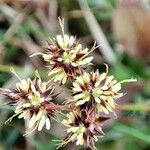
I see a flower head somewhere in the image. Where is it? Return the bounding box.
[31,19,95,84]
[42,34,94,84]
[71,65,136,114]
[0,70,61,134]
[60,109,108,150]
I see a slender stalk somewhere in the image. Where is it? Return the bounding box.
[78,0,116,65]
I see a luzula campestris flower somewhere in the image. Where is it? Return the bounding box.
[43,41,93,84]
[60,110,108,150]
[0,70,61,134]
[71,65,136,114]
[0,18,137,150]
[32,19,94,84]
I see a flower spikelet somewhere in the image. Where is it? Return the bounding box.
[60,109,108,150]
[32,19,94,84]
[72,65,136,114]
[0,70,61,134]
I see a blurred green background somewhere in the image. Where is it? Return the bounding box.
[0,0,150,150]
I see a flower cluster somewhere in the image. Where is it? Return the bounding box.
[0,72,61,134]
[61,66,136,149]
[31,19,95,84]
[42,35,93,84]
[72,67,124,114]
[60,110,109,150]
[0,19,136,150]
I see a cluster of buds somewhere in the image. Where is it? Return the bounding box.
[0,19,136,150]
